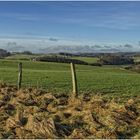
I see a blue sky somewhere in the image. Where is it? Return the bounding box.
[0,1,140,52]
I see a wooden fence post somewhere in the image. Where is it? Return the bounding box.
[70,63,78,98]
[18,62,22,90]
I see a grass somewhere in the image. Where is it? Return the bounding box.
[72,56,98,63]
[6,54,99,64]
[5,54,35,60]
[0,59,140,100]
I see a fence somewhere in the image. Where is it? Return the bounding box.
[15,62,78,98]
[1,61,140,96]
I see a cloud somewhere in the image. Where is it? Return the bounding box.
[0,12,46,21]
[1,2,140,30]
[0,36,138,53]
[104,45,112,48]
[48,38,59,42]
[6,41,26,52]
[91,45,102,49]
[45,2,140,30]
[99,48,120,52]
[138,41,140,46]
[124,44,133,48]
[7,42,17,47]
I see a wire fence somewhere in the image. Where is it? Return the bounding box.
[0,62,78,96]
[1,61,140,96]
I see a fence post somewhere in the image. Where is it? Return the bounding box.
[18,62,22,90]
[70,63,78,98]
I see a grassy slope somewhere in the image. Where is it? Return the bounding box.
[0,59,140,99]
[6,54,99,63]
[72,56,98,63]
[5,54,35,60]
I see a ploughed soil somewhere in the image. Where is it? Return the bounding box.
[0,83,140,139]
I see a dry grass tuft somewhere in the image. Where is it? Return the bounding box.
[0,83,140,139]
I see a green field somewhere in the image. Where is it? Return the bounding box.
[6,54,99,63]
[5,54,38,60]
[0,59,140,100]
[72,56,98,63]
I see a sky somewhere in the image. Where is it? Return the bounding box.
[0,1,140,53]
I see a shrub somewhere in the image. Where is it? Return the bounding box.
[35,56,89,65]
[89,63,102,67]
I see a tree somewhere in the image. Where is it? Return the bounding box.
[99,54,134,65]
[22,51,33,55]
[0,49,11,58]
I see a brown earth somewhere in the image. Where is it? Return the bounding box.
[0,83,140,139]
